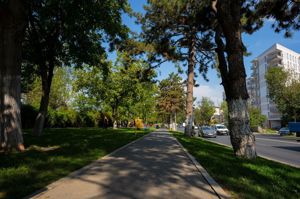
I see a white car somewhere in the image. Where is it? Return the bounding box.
[214,124,229,135]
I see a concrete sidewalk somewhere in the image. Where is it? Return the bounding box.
[28,131,227,199]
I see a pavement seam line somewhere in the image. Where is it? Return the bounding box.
[25,131,153,199]
[201,137,300,169]
[171,132,231,199]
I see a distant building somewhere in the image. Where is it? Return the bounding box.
[211,106,224,124]
[248,43,300,128]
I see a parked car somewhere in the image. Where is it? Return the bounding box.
[200,126,217,138]
[278,127,290,136]
[214,124,229,135]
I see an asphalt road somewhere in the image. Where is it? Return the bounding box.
[178,128,300,168]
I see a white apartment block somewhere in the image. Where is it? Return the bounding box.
[248,43,300,128]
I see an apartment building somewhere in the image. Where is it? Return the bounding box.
[248,43,300,128]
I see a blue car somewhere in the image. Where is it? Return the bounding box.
[278,127,290,136]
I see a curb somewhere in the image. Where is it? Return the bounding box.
[173,134,231,199]
[25,131,153,199]
[201,137,300,169]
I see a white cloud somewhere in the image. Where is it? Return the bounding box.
[193,85,224,106]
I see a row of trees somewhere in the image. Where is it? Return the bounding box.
[1,0,129,151]
[21,52,159,128]
[1,0,299,159]
[140,0,300,158]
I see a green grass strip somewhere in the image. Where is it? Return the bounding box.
[0,128,151,199]
[172,132,300,199]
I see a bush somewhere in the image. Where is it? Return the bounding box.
[21,103,112,128]
[47,108,78,128]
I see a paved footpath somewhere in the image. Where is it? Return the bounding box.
[29,131,223,199]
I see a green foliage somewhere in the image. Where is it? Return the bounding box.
[0,128,151,199]
[157,73,185,122]
[47,108,78,128]
[141,0,215,79]
[21,104,112,129]
[173,132,300,199]
[265,67,300,122]
[220,101,228,125]
[249,106,267,128]
[24,67,71,110]
[23,0,129,70]
[194,97,215,126]
[255,1,300,37]
[73,52,157,124]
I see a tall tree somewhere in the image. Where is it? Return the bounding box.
[22,0,129,136]
[249,106,267,130]
[210,0,263,158]
[195,97,215,126]
[0,0,28,151]
[157,73,185,131]
[141,0,215,136]
[265,67,300,123]
[74,53,156,128]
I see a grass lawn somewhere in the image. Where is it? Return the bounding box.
[0,128,151,199]
[172,132,300,199]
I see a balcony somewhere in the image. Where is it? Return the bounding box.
[268,113,281,120]
[267,50,282,62]
[268,59,283,68]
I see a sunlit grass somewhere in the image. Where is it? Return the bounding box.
[172,132,300,199]
[0,128,150,199]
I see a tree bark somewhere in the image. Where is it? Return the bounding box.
[184,32,196,137]
[32,62,54,136]
[174,111,177,131]
[214,0,256,159]
[112,106,118,129]
[169,113,172,130]
[0,0,28,151]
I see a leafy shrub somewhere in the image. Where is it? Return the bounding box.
[47,108,78,128]
[21,103,112,128]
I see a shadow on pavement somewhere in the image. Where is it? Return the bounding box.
[30,131,219,199]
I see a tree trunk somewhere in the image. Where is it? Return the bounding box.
[184,32,196,137]
[32,63,54,136]
[0,0,28,151]
[227,98,256,158]
[214,0,256,159]
[174,111,177,131]
[112,106,118,129]
[169,113,172,130]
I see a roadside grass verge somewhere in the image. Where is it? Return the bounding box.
[261,128,278,134]
[172,132,300,199]
[0,128,151,199]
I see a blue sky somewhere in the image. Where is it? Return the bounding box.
[115,0,300,106]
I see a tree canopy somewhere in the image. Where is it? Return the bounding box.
[265,67,300,123]
[73,52,157,127]
[157,73,185,116]
[194,97,215,126]
[21,0,130,135]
